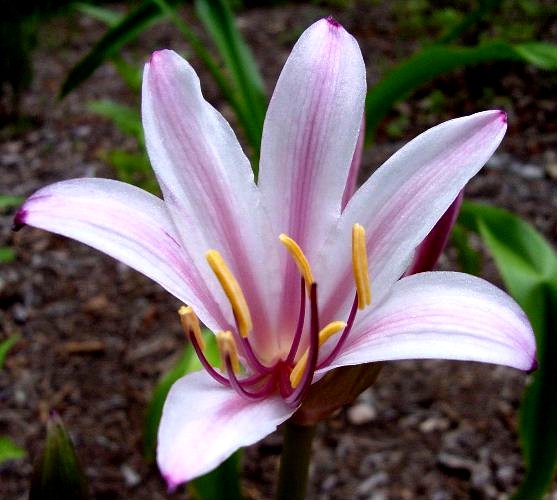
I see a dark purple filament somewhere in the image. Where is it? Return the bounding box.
[317,293,358,369]
[285,277,306,364]
[284,284,320,407]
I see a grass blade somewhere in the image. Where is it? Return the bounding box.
[61,1,165,97]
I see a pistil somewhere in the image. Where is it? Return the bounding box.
[284,283,320,406]
[285,277,307,364]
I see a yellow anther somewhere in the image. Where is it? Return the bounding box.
[352,224,371,309]
[279,234,314,293]
[206,250,253,338]
[289,321,347,388]
[318,320,348,344]
[178,305,205,351]
[217,330,240,374]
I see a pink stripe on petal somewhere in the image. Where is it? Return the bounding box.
[143,50,281,359]
[258,18,366,352]
[157,371,294,487]
[18,178,227,331]
[319,272,536,373]
[342,115,365,210]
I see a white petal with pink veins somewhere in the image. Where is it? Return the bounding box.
[157,371,294,489]
[258,17,366,351]
[143,50,281,358]
[317,111,507,323]
[17,178,229,331]
[320,272,536,373]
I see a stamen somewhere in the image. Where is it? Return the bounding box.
[206,250,253,338]
[318,292,358,369]
[225,359,278,401]
[239,336,273,374]
[217,331,241,374]
[286,277,306,364]
[188,324,229,387]
[289,320,346,388]
[178,305,205,351]
[279,234,314,293]
[352,224,371,309]
[285,284,320,406]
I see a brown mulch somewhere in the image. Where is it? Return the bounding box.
[1,2,556,499]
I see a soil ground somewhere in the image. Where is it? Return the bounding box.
[1,2,556,499]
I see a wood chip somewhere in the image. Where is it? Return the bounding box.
[61,340,106,354]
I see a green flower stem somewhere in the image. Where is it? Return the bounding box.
[275,421,316,500]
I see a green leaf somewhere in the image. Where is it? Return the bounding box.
[195,0,267,159]
[75,3,142,91]
[87,100,143,144]
[61,2,165,97]
[0,436,25,464]
[0,334,19,369]
[513,42,557,71]
[438,0,502,44]
[103,149,157,194]
[513,282,557,499]
[365,40,555,141]
[188,452,242,500]
[0,247,16,263]
[458,202,557,498]
[143,331,219,461]
[111,56,142,92]
[29,414,90,500]
[0,194,23,210]
[450,223,482,275]
[74,3,124,27]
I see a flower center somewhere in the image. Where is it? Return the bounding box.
[178,224,371,408]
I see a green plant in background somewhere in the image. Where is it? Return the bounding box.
[0,334,25,465]
[1,195,23,263]
[29,413,90,500]
[0,436,26,465]
[456,203,557,498]
[0,0,89,121]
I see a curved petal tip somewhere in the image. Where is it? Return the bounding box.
[326,15,341,28]
[12,208,27,231]
[164,474,180,494]
[527,357,538,374]
[148,49,170,66]
[498,110,508,123]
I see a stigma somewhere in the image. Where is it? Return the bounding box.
[179,223,371,408]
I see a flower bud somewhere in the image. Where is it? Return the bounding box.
[29,412,90,500]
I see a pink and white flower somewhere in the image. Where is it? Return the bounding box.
[16,17,535,489]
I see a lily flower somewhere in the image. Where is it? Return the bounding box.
[15,17,535,489]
